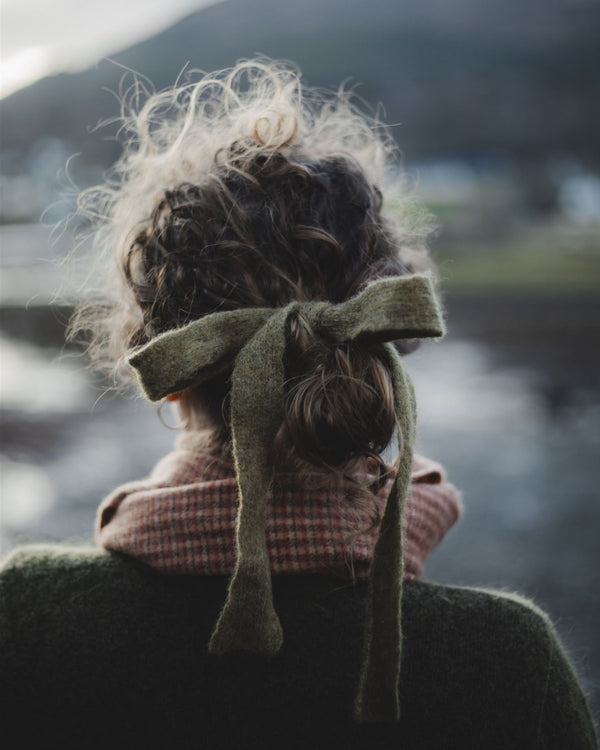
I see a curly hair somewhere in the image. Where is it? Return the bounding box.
[70,58,436,482]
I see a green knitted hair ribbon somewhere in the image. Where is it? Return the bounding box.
[128,274,445,723]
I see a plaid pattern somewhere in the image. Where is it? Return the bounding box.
[96,432,463,581]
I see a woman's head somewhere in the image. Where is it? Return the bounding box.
[73,58,435,465]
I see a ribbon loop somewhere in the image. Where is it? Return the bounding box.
[128,307,272,402]
[312,275,444,346]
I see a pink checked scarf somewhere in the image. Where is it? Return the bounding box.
[96,431,463,581]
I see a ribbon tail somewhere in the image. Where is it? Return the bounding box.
[355,345,416,722]
[209,306,296,656]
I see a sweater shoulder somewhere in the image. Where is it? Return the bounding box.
[0,543,152,573]
[403,578,557,642]
[1,543,125,578]
[402,579,575,681]
[0,543,154,601]
[2,543,113,570]
[401,580,598,749]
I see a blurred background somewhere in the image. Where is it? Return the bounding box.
[1,0,599,723]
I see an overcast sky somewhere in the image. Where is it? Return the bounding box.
[0,0,224,98]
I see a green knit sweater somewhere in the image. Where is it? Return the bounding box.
[0,544,597,749]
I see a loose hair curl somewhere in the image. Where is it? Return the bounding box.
[70,58,436,494]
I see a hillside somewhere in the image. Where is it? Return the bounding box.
[2,0,599,170]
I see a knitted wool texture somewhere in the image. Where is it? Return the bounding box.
[1,547,597,749]
[128,274,445,723]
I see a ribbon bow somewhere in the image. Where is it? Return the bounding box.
[129,274,445,722]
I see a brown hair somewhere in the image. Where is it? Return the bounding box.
[125,151,417,460]
[71,60,435,489]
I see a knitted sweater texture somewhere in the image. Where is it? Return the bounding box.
[0,544,597,749]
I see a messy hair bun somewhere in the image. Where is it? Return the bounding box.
[277,312,396,474]
[71,58,435,472]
